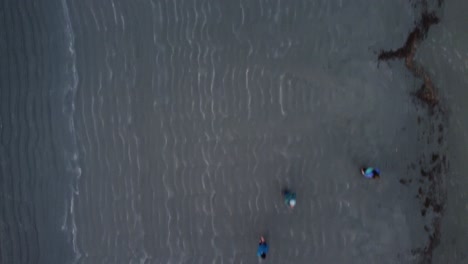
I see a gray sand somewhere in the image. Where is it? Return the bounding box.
[1,0,467,263]
[68,0,428,263]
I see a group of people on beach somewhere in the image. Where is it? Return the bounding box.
[257,166,380,259]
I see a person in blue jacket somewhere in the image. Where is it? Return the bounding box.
[361,167,380,179]
[257,236,269,259]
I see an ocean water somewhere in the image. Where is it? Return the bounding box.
[0,0,465,263]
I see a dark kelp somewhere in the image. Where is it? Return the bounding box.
[379,1,447,263]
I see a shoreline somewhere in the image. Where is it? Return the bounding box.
[377,1,447,263]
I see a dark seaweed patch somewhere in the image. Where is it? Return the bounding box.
[378,11,440,108]
[378,1,447,263]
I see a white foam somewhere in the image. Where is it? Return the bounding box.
[279,74,286,116]
[61,0,82,262]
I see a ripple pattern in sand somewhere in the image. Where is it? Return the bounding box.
[67,0,428,263]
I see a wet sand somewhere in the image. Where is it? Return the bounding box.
[67,0,432,263]
[2,0,467,263]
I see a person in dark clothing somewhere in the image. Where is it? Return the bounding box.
[282,189,297,208]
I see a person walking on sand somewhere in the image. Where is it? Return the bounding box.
[257,236,269,259]
[361,167,380,179]
[282,189,296,208]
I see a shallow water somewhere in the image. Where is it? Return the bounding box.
[0,0,465,263]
